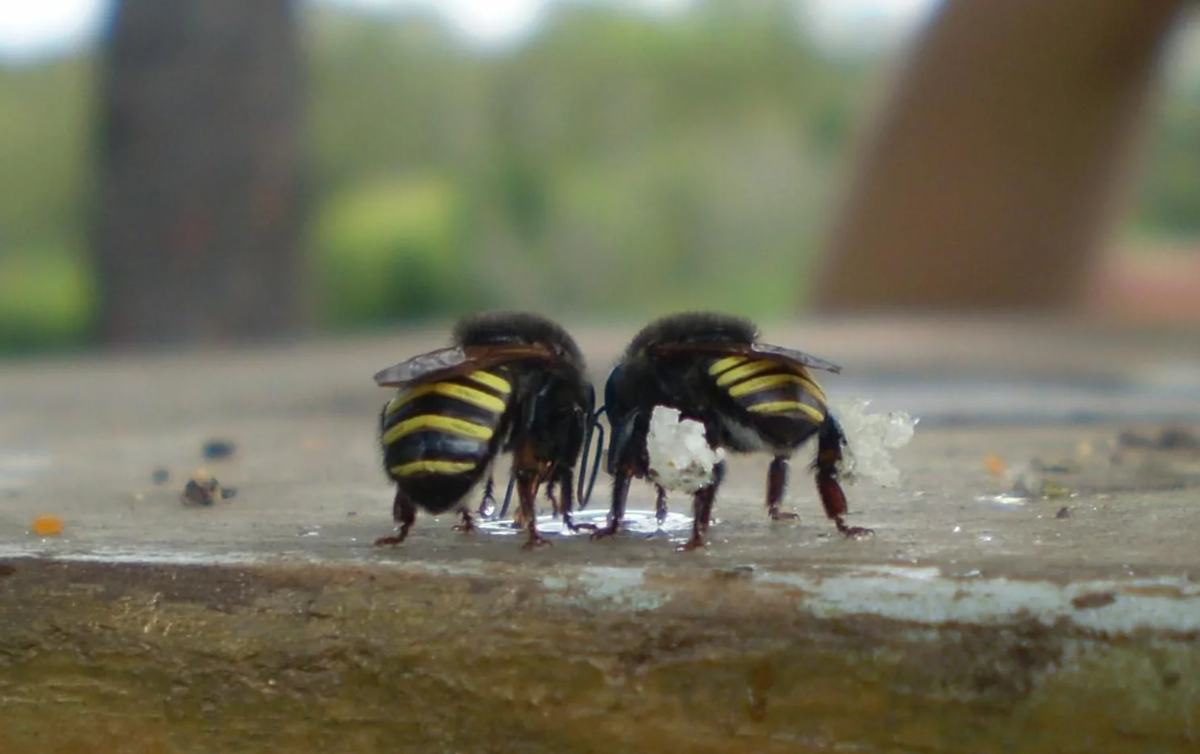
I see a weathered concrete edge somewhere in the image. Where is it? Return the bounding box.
[6,552,1199,635]
[2,557,1199,754]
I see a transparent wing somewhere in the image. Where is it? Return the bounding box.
[748,343,842,374]
[373,344,560,387]
[373,346,470,387]
[651,341,842,374]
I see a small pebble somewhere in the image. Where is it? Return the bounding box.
[181,473,220,506]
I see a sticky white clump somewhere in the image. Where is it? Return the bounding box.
[646,406,726,494]
[831,398,917,488]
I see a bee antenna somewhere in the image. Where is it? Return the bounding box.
[582,416,605,509]
[577,394,606,509]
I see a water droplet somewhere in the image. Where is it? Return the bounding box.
[476,508,693,537]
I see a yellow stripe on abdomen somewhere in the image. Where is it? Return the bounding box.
[708,356,749,377]
[382,414,495,444]
[715,359,776,387]
[728,372,826,402]
[387,381,507,415]
[747,400,824,423]
[390,459,478,477]
[465,370,511,395]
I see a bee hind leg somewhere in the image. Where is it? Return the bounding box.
[452,505,476,533]
[374,487,417,546]
[814,419,873,539]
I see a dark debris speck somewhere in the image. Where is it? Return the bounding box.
[181,477,220,506]
[202,440,237,461]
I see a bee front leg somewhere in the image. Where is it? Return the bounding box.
[516,471,551,549]
[557,468,596,533]
[654,484,669,524]
[766,456,799,521]
[545,476,560,516]
[374,487,417,546]
[678,460,724,552]
[591,465,632,541]
[513,447,551,549]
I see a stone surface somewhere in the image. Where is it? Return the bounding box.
[1,317,1199,753]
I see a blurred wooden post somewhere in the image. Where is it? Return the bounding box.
[813,0,1186,313]
[92,0,304,345]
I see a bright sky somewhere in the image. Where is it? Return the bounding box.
[0,0,938,62]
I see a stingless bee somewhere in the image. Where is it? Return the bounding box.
[592,311,871,550]
[373,311,599,549]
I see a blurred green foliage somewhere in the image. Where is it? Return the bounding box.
[0,0,1199,352]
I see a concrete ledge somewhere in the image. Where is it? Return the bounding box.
[3,320,1200,752]
[2,558,1198,754]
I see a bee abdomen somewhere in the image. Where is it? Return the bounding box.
[381,370,512,484]
[708,356,826,424]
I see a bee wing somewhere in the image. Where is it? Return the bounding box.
[651,341,842,374]
[373,344,559,387]
[748,343,842,374]
[373,346,469,386]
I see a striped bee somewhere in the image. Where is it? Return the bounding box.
[594,311,871,550]
[372,312,598,549]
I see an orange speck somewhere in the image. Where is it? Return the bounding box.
[31,515,63,536]
[984,453,1007,477]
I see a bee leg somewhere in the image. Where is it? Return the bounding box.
[766,456,799,521]
[591,465,633,541]
[678,460,723,551]
[477,474,497,519]
[546,478,560,517]
[558,468,596,533]
[654,485,669,525]
[513,450,551,549]
[452,505,476,533]
[815,420,873,539]
[374,487,417,546]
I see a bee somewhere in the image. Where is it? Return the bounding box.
[372,312,599,549]
[592,311,871,551]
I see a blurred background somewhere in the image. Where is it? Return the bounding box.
[1,0,1199,355]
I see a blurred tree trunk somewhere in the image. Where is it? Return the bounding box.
[812,0,1185,314]
[93,0,304,345]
